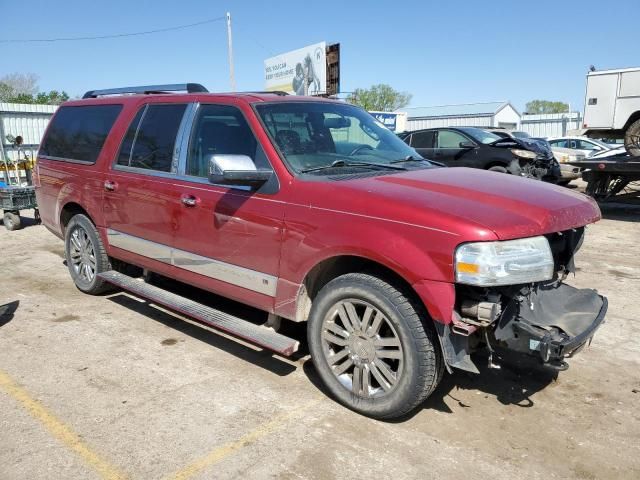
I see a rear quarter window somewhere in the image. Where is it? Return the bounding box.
[40,105,122,164]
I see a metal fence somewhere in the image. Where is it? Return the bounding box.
[519,112,582,138]
[0,102,57,162]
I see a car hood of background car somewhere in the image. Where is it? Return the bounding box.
[313,167,600,241]
[492,137,553,158]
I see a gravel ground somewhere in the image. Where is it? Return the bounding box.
[0,195,639,480]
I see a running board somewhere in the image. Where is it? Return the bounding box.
[98,270,299,356]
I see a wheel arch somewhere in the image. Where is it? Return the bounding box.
[60,202,94,235]
[293,254,433,325]
[623,110,640,132]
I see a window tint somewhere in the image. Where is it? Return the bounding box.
[437,130,468,148]
[40,105,122,163]
[187,104,269,177]
[116,108,145,166]
[119,104,186,172]
[411,131,434,148]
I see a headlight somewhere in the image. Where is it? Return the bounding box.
[455,236,554,286]
[511,149,537,159]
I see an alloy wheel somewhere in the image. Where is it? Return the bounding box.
[69,226,97,283]
[321,299,404,398]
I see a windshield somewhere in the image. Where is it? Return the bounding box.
[458,127,501,144]
[255,102,423,174]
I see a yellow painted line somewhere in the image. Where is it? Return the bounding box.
[0,369,127,480]
[168,398,321,480]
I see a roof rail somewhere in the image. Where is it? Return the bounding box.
[82,83,208,99]
[242,91,289,96]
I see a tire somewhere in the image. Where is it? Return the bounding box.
[307,273,443,419]
[3,212,21,231]
[624,119,640,157]
[488,165,508,173]
[64,214,112,294]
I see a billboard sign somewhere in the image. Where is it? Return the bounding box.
[370,112,399,131]
[264,42,327,95]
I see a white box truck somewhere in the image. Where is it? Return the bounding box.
[581,67,640,156]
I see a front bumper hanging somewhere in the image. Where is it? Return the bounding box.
[493,282,607,366]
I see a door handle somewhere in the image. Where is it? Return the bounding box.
[181,194,199,207]
[104,180,117,192]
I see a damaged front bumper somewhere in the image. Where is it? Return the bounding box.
[436,281,608,373]
[493,282,607,367]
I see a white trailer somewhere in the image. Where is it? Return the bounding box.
[581,67,640,156]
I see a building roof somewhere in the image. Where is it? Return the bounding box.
[401,101,514,119]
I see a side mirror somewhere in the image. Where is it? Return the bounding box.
[459,141,476,149]
[208,154,272,188]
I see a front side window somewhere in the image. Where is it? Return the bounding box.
[436,130,469,148]
[117,104,186,172]
[255,102,423,174]
[40,105,122,163]
[186,104,270,177]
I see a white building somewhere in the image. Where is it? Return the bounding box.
[401,101,521,132]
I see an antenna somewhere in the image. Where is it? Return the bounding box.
[226,12,236,91]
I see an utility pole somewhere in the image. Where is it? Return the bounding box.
[226,12,236,91]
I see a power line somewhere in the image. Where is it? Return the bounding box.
[0,16,226,43]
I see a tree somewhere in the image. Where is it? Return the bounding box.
[0,72,69,105]
[347,84,412,111]
[525,100,570,114]
[0,72,38,97]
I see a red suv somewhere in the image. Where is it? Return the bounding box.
[34,84,607,419]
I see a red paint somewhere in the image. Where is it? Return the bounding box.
[35,93,602,324]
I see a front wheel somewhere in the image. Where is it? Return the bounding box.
[64,214,112,294]
[624,119,640,157]
[488,165,508,173]
[307,273,443,419]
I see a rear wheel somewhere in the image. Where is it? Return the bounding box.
[64,214,111,294]
[308,273,443,419]
[624,119,640,157]
[3,212,21,231]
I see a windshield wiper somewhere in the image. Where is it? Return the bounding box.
[300,159,406,174]
[391,155,444,167]
[390,155,427,164]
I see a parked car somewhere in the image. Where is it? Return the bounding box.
[548,136,622,158]
[35,84,607,419]
[398,127,561,182]
[547,148,586,185]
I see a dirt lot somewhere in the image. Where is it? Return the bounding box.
[1,197,639,480]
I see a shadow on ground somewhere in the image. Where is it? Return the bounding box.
[599,201,640,222]
[301,350,558,421]
[0,300,19,327]
[107,291,305,378]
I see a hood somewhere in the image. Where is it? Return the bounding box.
[317,167,601,241]
[492,137,554,159]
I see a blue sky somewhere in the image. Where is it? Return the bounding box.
[1,0,638,112]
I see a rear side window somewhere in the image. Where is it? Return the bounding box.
[411,131,434,148]
[117,104,186,172]
[40,105,122,163]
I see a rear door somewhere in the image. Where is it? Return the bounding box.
[169,102,285,311]
[102,102,190,271]
[408,130,435,160]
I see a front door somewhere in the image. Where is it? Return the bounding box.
[102,102,189,271]
[433,129,477,167]
[169,103,285,311]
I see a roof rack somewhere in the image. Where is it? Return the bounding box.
[242,91,289,96]
[82,83,208,99]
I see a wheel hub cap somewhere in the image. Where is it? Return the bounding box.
[320,299,404,398]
